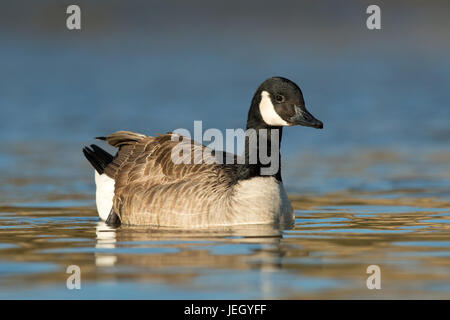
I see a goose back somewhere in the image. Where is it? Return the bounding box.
[99,131,292,227]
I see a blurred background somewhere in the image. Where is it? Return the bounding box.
[0,0,449,203]
[0,0,449,299]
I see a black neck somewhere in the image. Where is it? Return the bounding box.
[236,92,283,182]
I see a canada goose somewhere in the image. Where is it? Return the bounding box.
[83,77,323,228]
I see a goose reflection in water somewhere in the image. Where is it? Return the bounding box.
[94,220,290,295]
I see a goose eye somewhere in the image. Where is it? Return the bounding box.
[275,94,285,103]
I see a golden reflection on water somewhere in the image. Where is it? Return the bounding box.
[0,190,449,299]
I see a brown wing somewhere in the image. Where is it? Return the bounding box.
[101,131,238,226]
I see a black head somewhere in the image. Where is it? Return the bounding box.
[247,77,323,129]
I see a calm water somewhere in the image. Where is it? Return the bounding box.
[1,147,449,299]
[1,0,450,299]
[0,190,450,299]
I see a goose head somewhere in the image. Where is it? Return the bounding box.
[247,77,323,129]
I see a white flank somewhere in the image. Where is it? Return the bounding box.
[94,171,115,221]
[259,91,289,126]
[232,176,294,223]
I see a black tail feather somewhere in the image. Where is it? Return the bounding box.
[82,144,114,174]
[91,144,114,166]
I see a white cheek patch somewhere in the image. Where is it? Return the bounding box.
[259,91,289,126]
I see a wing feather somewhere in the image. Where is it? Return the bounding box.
[98,131,238,226]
